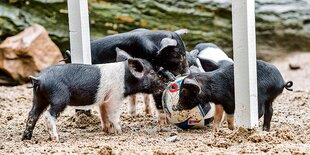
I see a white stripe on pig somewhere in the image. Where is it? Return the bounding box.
[94,62,125,134]
[198,47,233,63]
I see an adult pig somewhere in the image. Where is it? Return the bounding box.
[91,28,189,77]
[186,43,233,72]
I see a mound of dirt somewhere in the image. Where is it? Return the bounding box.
[59,111,101,132]
[98,146,113,155]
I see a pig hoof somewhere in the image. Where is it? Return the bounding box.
[102,123,110,133]
[106,127,122,134]
[158,114,168,125]
[21,133,32,140]
[49,136,59,142]
[115,128,122,134]
[213,126,220,133]
[263,127,270,132]
[145,108,153,116]
[103,123,122,134]
[129,110,137,116]
[228,124,235,130]
[128,107,137,116]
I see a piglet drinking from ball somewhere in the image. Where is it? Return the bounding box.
[173,60,293,132]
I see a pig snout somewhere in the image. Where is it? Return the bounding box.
[166,72,176,81]
[157,68,176,81]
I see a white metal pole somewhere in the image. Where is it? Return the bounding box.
[67,0,92,113]
[232,0,258,128]
[67,0,91,64]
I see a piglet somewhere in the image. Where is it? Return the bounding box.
[186,43,233,72]
[22,49,163,141]
[173,60,293,132]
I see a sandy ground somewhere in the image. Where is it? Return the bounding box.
[0,52,309,154]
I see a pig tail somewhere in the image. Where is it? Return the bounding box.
[284,81,293,91]
[27,76,40,91]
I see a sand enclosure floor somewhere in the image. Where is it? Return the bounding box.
[0,52,309,154]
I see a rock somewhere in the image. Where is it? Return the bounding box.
[289,63,301,70]
[0,24,63,85]
[165,135,178,142]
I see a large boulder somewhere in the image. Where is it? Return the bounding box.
[0,0,309,58]
[0,24,63,85]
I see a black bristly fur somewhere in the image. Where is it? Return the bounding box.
[22,58,164,140]
[90,29,189,112]
[177,60,293,131]
[91,29,188,76]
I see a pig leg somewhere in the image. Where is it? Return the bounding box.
[22,96,48,140]
[144,94,153,115]
[44,111,59,142]
[99,102,122,134]
[153,92,168,125]
[263,102,273,131]
[45,93,69,142]
[157,109,168,125]
[213,104,224,132]
[222,102,235,130]
[128,95,137,115]
[99,103,110,132]
[226,114,235,130]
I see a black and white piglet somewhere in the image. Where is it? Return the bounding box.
[22,50,163,141]
[186,43,233,72]
[173,60,293,132]
[90,29,189,116]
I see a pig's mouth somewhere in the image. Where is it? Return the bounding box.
[170,66,190,78]
[158,67,190,82]
[157,68,176,81]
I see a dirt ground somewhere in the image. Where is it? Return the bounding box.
[0,52,309,154]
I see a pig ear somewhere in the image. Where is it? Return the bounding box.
[190,49,200,58]
[157,38,177,56]
[116,47,132,61]
[174,29,189,36]
[182,78,201,94]
[198,58,219,72]
[189,66,201,74]
[127,58,144,79]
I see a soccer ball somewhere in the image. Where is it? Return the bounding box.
[162,76,215,129]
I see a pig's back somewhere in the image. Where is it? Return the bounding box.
[90,30,184,64]
[91,33,157,64]
[37,64,101,106]
[257,60,286,100]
